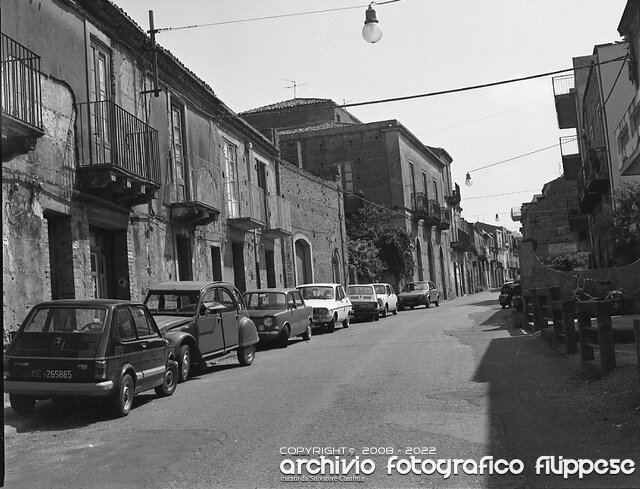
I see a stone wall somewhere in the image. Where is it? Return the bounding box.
[519,242,640,312]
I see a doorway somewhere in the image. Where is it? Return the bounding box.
[176,236,193,281]
[232,241,247,292]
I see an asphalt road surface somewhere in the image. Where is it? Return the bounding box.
[4,292,640,489]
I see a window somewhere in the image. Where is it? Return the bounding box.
[433,179,439,201]
[223,141,239,217]
[131,306,153,337]
[409,162,416,195]
[171,104,186,202]
[342,162,354,192]
[293,291,304,306]
[117,308,136,341]
[216,288,237,313]
[422,171,428,195]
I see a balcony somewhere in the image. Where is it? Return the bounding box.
[263,195,293,239]
[510,206,522,222]
[437,207,450,230]
[76,100,160,206]
[444,183,461,206]
[559,135,581,181]
[578,147,610,213]
[226,180,266,231]
[412,193,441,226]
[169,154,222,226]
[451,229,473,252]
[1,33,44,159]
[552,74,577,129]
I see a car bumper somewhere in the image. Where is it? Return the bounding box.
[5,380,115,397]
[258,331,283,341]
[399,298,427,307]
[352,305,379,316]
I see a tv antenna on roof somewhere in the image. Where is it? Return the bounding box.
[283,79,307,98]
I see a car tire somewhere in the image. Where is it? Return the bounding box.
[237,344,256,366]
[397,303,404,312]
[155,361,178,397]
[112,373,134,418]
[392,306,398,315]
[177,345,191,383]
[302,322,312,341]
[278,326,290,348]
[435,296,440,307]
[373,313,379,321]
[409,305,414,310]
[9,394,35,415]
[381,305,388,318]
[425,298,431,308]
[327,316,336,333]
[501,304,506,309]
[342,316,350,328]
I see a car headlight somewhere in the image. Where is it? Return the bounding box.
[264,317,274,328]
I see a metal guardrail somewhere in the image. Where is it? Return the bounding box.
[76,100,160,184]
[1,33,43,131]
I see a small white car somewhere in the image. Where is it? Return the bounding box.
[370,283,398,317]
[296,283,352,333]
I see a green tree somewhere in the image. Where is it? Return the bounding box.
[345,203,415,283]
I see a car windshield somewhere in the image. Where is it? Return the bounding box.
[373,285,386,294]
[298,286,334,300]
[12,306,108,358]
[244,292,286,310]
[404,283,428,292]
[145,292,201,314]
[348,286,374,295]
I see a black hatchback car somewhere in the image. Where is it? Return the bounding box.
[4,300,178,417]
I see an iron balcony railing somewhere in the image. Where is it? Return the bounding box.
[187,153,224,210]
[437,206,450,230]
[76,100,161,185]
[411,192,428,220]
[267,195,292,233]
[226,179,267,224]
[1,33,43,131]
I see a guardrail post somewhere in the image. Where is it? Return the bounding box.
[562,299,577,354]
[577,309,595,362]
[634,320,640,379]
[596,301,615,372]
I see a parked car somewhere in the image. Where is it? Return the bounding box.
[371,283,398,317]
[296,283,352,332]
[347,284,382,322]
[243,288,312,347]
[144,281,259,382]
[397,281,440,310]
[4,299,178,417]
[499,281,515,308]
[511,282,523,312]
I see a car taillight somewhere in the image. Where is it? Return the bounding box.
[94,360,107,380]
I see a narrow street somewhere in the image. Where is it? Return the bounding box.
[4,292,640,489]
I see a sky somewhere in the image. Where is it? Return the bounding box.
[112,0,629,231]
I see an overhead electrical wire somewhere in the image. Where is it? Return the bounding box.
[154,0,403,33]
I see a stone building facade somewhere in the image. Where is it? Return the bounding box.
[1,0,346,337]
[242,99,457,299]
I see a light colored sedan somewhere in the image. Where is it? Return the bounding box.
[370,283,398,317]
[297,283,352,333]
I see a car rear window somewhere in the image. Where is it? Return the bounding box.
[13,306,107,358]
[404,283,428,292]
[373,285,386,294]
[244,292,286,310]
[348,286,374,295]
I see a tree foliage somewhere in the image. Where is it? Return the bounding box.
[345,203,415,284]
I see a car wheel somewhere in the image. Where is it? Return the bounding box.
[398,303,404,312]
[373,313,379,321]
[501,304,506,309]
[155,361,178,397]
[177,345,191,383]
[435,295,440,307]
[425,298,431,308]
[342,316,350,328]
[381,305,388,318]
[327,316,336,333]
[237,344,256,366]
[409,305,414,310]
[278,326,290,349]
[392,306,398,315]
[9,394,35,415]
[302,322,312,341]
[112,373,134,417]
